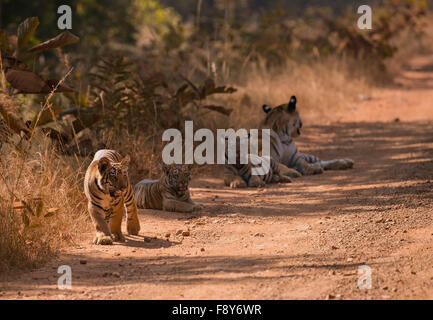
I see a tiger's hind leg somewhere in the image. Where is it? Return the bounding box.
[297,158,324,175]
[320,159,354,170]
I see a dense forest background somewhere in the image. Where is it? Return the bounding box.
[2,1,384,45]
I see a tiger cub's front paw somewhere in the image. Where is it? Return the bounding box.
[278,174,292,183]
[112,232,125,242]
[229,178,247,188]
[314,166,324,174]
[193,203,204,211]
[248,175,265,188]
[93,234,113,245]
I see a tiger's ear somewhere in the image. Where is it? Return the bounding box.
[262,104,272,113]
[98,157,111,174]
[121,155,130,167]
[287,96,297,113]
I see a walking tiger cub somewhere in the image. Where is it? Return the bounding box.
[224,133,293,188]
[133,164,203,212]
[84,149,140,245]
[261,96,354,176]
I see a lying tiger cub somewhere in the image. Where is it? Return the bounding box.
[84,149,140,245]
[224,133,293,188]
[133,164,203,212]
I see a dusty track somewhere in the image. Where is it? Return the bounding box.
[1,47,433,300]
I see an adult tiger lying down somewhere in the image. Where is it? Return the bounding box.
[133,164,203,213]
[261,96,354,176]
[84,149,140,245]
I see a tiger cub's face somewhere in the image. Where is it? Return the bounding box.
[262,95,303,138]
[162,164,192,194]
[98,155,130,198]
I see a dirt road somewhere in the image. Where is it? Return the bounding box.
[1,48,433,300]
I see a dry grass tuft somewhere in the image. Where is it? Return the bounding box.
[98,128,165,183]
[220,56,374,128]
[0,134,89,273]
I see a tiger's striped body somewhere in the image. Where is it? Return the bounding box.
[269,128,323,175]
[224,155,290,188]
[133,164,202,213]
[84,149,140,245]
[262,96,354,176]
[223,133,292,188]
